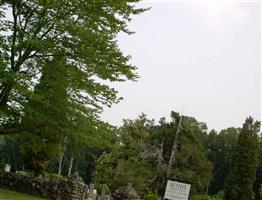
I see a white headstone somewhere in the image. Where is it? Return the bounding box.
[89,183,94,193]
[4,164,11,172]
[164,180,191,200]
[101,184,107,199]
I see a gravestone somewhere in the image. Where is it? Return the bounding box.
[100,184,108,200]
[4,164,11,172]
[88,183,96,200]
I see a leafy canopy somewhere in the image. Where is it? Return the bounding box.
[0,0,147,134]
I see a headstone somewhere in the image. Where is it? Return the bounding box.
[15,171,28,176]
[89,183,94,194]
[4,164,11,172]
[93,189,97,200]
[88,183,95,199]
[100,184,107,200]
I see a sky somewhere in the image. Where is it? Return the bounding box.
[101,0,261,131]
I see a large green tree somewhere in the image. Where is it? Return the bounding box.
[149,112,212,195]
[19,57,69,173]
[254,136,262,200]
[93,113,213,197]
[18,52,131,174]
[0,0,146,134]
[224,117,260,200]
[93,114,153,196]
[203,127,239,195]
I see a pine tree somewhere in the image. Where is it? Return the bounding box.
[224,117,260,200]
[20,57,69,174]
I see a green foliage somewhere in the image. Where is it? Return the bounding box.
[0,135,24,171]
[191,194,222,200]
[191,195,211,200]
[149,112,213,195]
[0,0,146,135]
[93,113,213,197]
[254,138,262,200]
[259,184,262,197]
[224,117,260,200]
[0,0,146,175]
[41,172,66,182]
[93,115,153,195]
[144,193,160,200]
[18,58,68,174]
[203,128,239,194]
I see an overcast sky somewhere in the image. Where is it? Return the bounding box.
[102,0,261,131]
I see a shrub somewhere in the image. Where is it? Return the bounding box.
[191,194,210,200]
[191,194,223,200]
[144,193,160,200]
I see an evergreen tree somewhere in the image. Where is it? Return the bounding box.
[20,57,69,174]
[203,128,239,195]
[149,112,212,195]
[224,117,260,200]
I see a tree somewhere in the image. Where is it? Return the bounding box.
[19,57,69,174]
[18,54,122,174]
[149,112,212,195]
[93,115,153,196]
[254,137,262,200]
[224,117,260,200]
[0,134,24,171]
[203,128,239,195]
[0,0,146,135]
[0,0,146,174]
[93,113,213,197]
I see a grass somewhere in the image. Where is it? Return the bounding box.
[0,188,48,200]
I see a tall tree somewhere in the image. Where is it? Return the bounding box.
[93,114,153,196]
[203,128,239,195]
[254,136,262,200]
[149,112,212,195]
[19,57,68,174]
[224,117,260,200]
[0,0,146,135]
[93,113,213,197]
[19,53,120,173]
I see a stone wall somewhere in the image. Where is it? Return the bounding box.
[0,171,94,200]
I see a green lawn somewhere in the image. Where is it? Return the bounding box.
[0,188,48,200]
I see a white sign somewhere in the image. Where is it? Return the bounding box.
[164,180,191,200]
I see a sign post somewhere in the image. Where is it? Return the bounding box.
[164,179,191,200]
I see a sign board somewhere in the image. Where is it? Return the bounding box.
[164,180,191,200]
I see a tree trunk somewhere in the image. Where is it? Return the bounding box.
[68,156,74,176]
[58,152,64,175]
[58,136,67,175]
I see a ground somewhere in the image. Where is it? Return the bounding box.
[0,188,48,200]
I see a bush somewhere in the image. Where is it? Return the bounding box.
[260,185,262,200]
[191,194,210,200]
[191,194,223,200]
[49,173,65,181]
[144,193,160,200]
[40,172,66,182]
